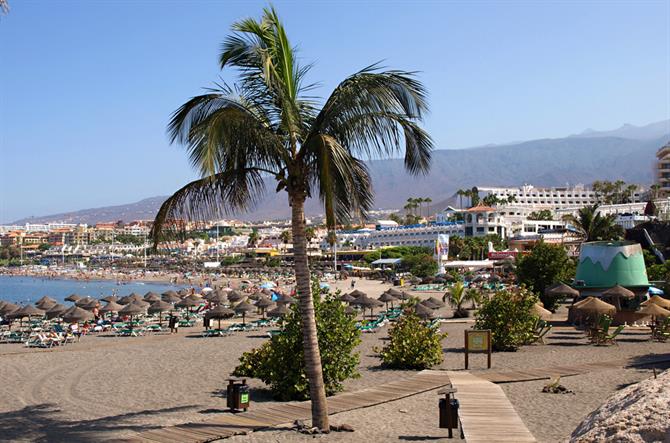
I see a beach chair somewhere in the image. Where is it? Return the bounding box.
[267,329,282,338]
[529,319,552,344]
[145,324,162,333]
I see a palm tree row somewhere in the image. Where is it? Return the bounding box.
[151,7,433,429]
[404,197,433,218]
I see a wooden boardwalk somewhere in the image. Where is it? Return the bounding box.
[476,354,670,384]
[122,370,452,443]
[447,371,536,443]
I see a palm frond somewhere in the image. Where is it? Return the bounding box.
[307,68,433,175]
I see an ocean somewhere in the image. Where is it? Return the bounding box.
[0,275,184,305]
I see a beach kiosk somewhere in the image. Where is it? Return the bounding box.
[571,241,650,324]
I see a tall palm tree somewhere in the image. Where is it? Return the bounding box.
[151,7,432,430]
[564,204,623,242]
[0,0,9,15]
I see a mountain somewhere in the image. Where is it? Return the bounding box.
[12,130,670,225]
[570,119,670,140]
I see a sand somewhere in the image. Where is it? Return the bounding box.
[1,278,668,442]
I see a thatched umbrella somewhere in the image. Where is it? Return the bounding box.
[206,305,235,329]
[148,300,175,326]
[387,287,403,298]
[162,290,179,299]
[12,304,45,320]
[602,285,635,311]
[100,301,123,315]
[248,291,265,301]
[234,301,255,325]
[35,296,56,306]
[378,292,398,310]
[344,305,357,316]
[144,292,161,302]
[117,295,132,305]
[546,282,580,298]
[349,289,367,298]
[642,295,670,309]
[339,293,356,303]
[75,296,94,307]
[126,293,144,303]
[175,297,200,309]
[45,303,68,320]
[268,304,289,318]
[414,303,436,320]
[426,296,446,308]
[36,299,57,311]
[177,288,190,297]
[531,303,552,320]
[64,294,81,303]
[276,293,296,305]
[162,293,180,303]
[81,299,101,311]
[398,291,413,301]
[638,303,670,320]
[573,296,594,308]
[227,290,245,303]
[101,295,118,303]
[255,297,274,318]
[118,302,146,331]
[355,296,384,318]
[573,297,616,316]
[420,299,440,309]
[207,291,228,305]
[62,306,94,323]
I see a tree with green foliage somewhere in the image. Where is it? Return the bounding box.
[37,243,51,252]
[402,253,438,278]
[515,241,575,310]
[527,209,553,221]
[444,282,481,318]
[150,7,432,430]
[233,286,361,400]
[474,287,538,351]
[592,180,640,205]
[563,205,623,242]
[377,311,447,369]
[247,230,259,248]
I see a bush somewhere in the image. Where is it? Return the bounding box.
[377,311,447,369]
[474,287,538,351]
[232,286,361,400]
[403,253,438,278]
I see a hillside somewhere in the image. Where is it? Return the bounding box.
[12,131,669,225]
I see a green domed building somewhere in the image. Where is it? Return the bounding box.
[574,241,649,294]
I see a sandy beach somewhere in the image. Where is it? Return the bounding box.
[1,278,669,442]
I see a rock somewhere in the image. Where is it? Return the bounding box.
[570,369,670,442]
[330,423,355,432]
[399,409,408,413]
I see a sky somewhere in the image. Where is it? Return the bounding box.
[1,0,669,223]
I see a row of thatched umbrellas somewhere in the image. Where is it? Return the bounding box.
[339,288,446,319]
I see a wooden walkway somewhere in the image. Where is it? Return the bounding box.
[476,354,670,384]
[122,370,452,443]
[448,371,536,443]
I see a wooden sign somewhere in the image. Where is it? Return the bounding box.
[464,330,491,369]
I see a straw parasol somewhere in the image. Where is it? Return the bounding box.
[398,291,413,301]
[276,293,296,305]
[11,304,45,319]
[234,301,256,325]
[545,283,580,298]
[355,296,384,318]
[162,290,178,299]
[349,289,367,298]
[126,293,144,303]
[101,295,118,303]
[378,292,398,310]
[255,297,274,318]
[602,285,635,310]
[177,288,190,297]
[414,303,436,319]
[64,294,82,302]
[248,291,264,301]
[62,306,93,323]
[531,303,552,320]
[207,291,228,305]
[35,296,56,306]
[420,299,440,309]
[144,292,161,302]
[387,287,403,298]
[642,295,670,309]
[206,305,235,329]
[36,299,57,311]
[638,303,670,319]
[227,290,245,303]
[162,293,181,304]
[0,302,19,317]
[75,296,94,307]
[344,305,356,315]
[573,297,616,316]
[45,303,68,320]
[100,301,123,314]
[148,300,175,326]
[268,304,289,318]
[176,297,200,309]
[426,296,446,308]
[81,299,101,311]
[573,296,594,308]
[119,302,146,316]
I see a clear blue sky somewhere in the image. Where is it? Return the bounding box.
[1,0,669,222]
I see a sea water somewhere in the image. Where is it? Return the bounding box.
[0,275,184,305]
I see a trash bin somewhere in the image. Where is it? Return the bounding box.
[438,387,459,438]
[227,379,250,412]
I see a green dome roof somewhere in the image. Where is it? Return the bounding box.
[575,241,649,288]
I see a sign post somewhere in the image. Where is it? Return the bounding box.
[464,330,492,369]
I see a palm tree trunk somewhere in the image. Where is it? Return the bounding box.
[290,192,329,431]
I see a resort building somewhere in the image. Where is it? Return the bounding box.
[656,141,670,196]
[462,203,507,237]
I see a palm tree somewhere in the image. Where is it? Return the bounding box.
[443,282,480,318]
[0,0,9,15]
[423,197,432,218]
[247,229,260,248]
[151,7,432,430]
[456,189,466,209]
[564,205,623,242]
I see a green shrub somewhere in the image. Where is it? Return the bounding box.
[377,311,447,369]
[474,287,538,351]
[232,286,361,400]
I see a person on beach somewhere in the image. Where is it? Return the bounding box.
[351,279,356,289]
[70,323,81,342]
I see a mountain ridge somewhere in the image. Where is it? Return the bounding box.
[11,124,670,225]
